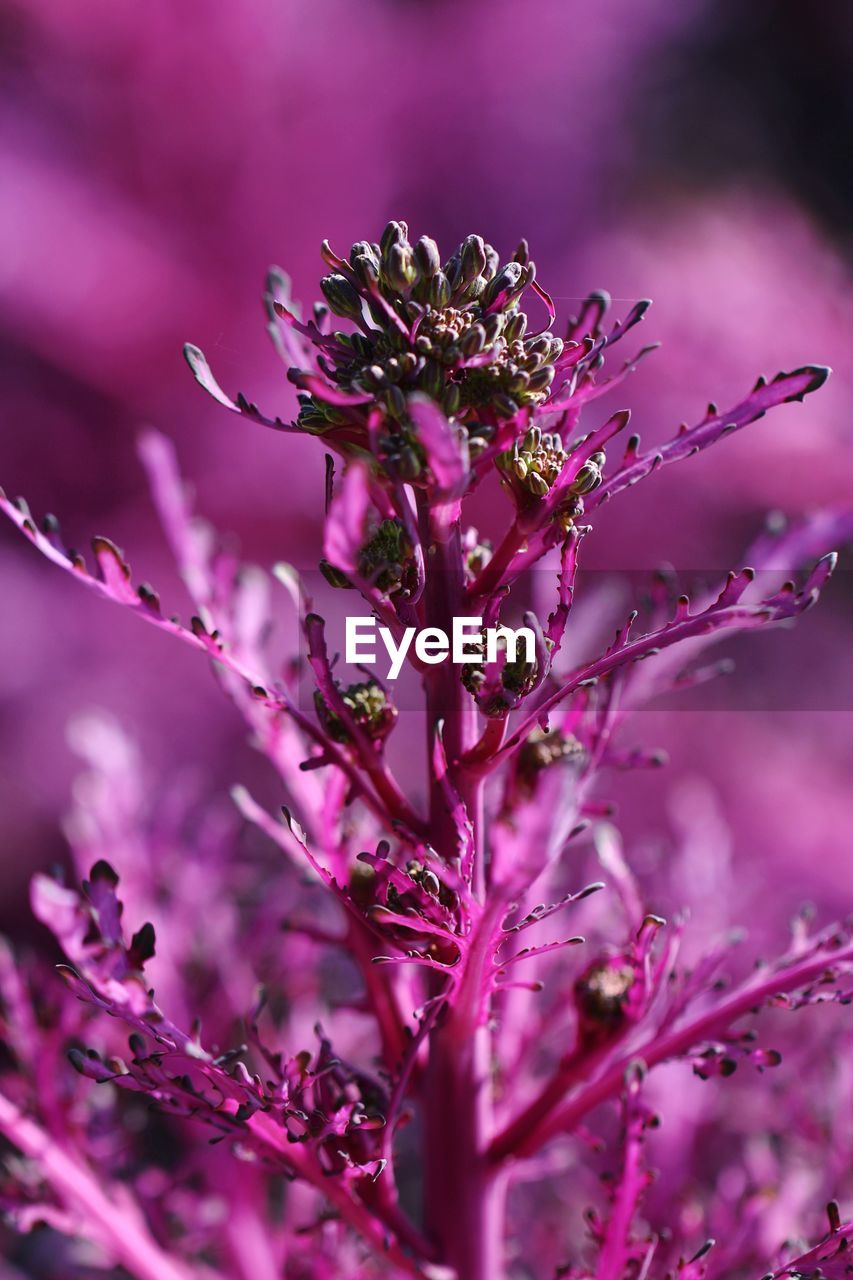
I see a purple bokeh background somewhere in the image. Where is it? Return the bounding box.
[2,0,852,934]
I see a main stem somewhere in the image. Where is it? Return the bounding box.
[420,497,505,1280]
[423,999,506,1280]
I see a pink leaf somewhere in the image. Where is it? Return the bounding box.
[408,394,470,498]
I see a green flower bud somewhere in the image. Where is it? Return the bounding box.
[350,333,373,359]
[483,261,524,310]
[517,729,585,792]
[570,457,604,495]
[483,243,500,279]
[557,494,584,533]
[461,275,487,303]
[443,383,461,417]
[350,240,378,267]
[460,323,486,356]
[380,220,408,256]
[493,392,520,418]
[352,253,380,289]
[575,961,635,1030]
[527,366,555,392]
[504,311,528,343]
[384,243,419,293]
[443,253,462,290]
[461,234,487,282]
[319,559,353,590]
[429,271,452,307]
[384,384,408,419]
[414,236,441,277]
[512,237,530,266]
[419,361,445,400]
[349,861,377,907]
[320,273,364,321]
[409,863,441,898]
[526,334,554,358]
[482,313,504,344]
[395,446,422,481]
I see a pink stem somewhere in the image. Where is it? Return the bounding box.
[595,1080,648,1280]
[418,494,506,1279]
[467,516,523,601]
[424,902,508,1280]
[347,917,410,1071]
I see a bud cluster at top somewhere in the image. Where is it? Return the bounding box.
[294,220,564,469]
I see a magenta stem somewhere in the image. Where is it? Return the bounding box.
[418,490,505,1278]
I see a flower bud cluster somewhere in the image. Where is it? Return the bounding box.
[516,728,586,792]
[298,221,565,454]
[497,426,606,503]
[320,518,414,596]
[313,679,397,744]
[575,959,636,1031]
[461,626,542,718]
[497,426,568,497]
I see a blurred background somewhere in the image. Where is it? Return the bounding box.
[1,0,852,932]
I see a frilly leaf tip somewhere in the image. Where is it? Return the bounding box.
[88,858,119,886]
[265,264,292,294]
[798,363,832,393]
[182,341,205,370]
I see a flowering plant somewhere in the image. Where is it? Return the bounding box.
[1,223,851,1279]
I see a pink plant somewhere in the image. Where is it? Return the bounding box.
[1,223,851,1279]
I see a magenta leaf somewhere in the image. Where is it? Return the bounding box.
[589,365,831,509]
[765,1203,852,1279]
[183,342,297,431]
[324,461,372,575]
[408,393,470,498]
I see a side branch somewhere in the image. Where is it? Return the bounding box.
[489,933,853,1163]
[465,557,835,771]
